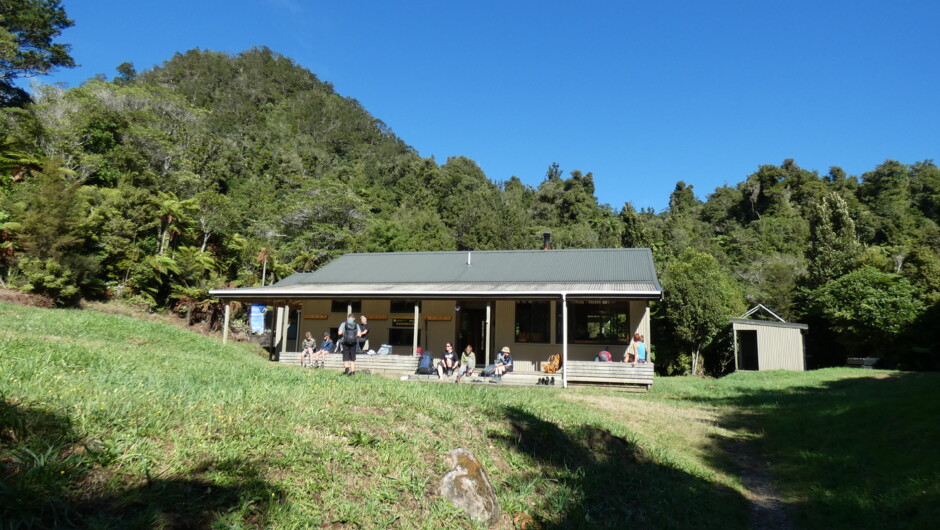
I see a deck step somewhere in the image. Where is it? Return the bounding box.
[275,353,654,390]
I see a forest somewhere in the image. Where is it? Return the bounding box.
[2,2,938,374]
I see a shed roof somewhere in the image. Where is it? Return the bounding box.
[730,318,809,330]
[211,248,662,300]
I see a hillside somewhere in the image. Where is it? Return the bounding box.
[1,46,939,375]
[2,302,938,528]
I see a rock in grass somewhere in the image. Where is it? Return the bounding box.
[437,448,500,526]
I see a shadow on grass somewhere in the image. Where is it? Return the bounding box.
[696,372,940,529]
[0,399,282,529]
[490,406,748,529]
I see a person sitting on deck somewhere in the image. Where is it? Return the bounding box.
[635,335,648,366]
[300,331,317,368]
[436,342,458,381]
[312,332,333,368]
[454,344,476,384]
[596,350,612,362]
[624,333,641,364]
[492,346,513,381]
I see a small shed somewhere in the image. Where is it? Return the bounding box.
[731,305,808,371]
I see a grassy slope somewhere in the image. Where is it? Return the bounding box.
[1,301,937,529]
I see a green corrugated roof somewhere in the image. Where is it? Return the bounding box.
[276,248,661,289]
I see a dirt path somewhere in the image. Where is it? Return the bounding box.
[722,431,792,530]
[563,393,791,529]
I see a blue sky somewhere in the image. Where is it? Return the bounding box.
[28,0,940,211]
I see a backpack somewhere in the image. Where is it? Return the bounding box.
[342,321,358,346]
[541,354,560,374]
[416,352,435,374]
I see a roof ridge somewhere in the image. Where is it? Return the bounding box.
[342,248,651,257]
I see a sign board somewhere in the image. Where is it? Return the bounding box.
[303,314,329,320]
[392,318,415,327]
[249,304,266,334]
[425,315,452,321]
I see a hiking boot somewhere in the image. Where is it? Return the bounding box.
[343,367,350,375]
[348,371,355,376]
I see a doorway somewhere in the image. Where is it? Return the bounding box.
[457,301,489,355]
[737,330,759,370]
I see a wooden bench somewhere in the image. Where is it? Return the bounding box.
[279,351,420,373]
[847,357,880,369]
[563,360,655,390]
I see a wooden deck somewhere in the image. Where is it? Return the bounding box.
[277,351,654,390]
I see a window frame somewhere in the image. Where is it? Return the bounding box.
[557,299,631,345]
[515,300,551,344]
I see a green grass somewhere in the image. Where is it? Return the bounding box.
[1,301,937,529]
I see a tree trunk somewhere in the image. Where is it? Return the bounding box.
[260,258,267,287]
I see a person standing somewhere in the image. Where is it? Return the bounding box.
[636,334,648,364]
[357,315,370,353]
[337,314,362,375]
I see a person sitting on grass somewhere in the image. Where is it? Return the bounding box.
[437,342,458,381]
[312,332,333,368]
[454,344,476,384]
[300,331,316,368]
[493,346,513,381]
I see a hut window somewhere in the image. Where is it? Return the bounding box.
[390,300,421,313]
[558,300,630,344]
[388,328,421,347]
[330,300,361,313]
[515,301,550,343]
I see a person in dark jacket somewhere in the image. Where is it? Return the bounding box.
[436,342,458,381]
[312,332,333,368]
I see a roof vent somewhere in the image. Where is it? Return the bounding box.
[467,252,472,267]
[543,231,551,250]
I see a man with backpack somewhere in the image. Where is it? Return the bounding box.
[337,314,363,375]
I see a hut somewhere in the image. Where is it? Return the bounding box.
[210,248,663,387]
[730,305,808,371]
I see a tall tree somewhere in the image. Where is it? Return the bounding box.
[805,193,862,289]
[659,249,744,375]
[0,0,75,106]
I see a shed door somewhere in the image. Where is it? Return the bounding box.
[737,330,759,371]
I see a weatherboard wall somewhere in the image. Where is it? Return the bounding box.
[292,298,651,365]
[733,321,806,371]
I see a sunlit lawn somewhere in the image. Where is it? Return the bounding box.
[1,301,936,528]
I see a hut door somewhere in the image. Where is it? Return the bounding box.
[458,306,486,353]
[737,330,759,370]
